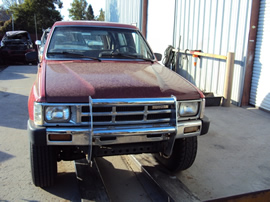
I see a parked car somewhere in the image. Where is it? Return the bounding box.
[0,30,35,64]
[26,21,210,187]
[35,28,50,62]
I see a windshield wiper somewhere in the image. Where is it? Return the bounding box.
[135,56,155,63]
[121,54,154,63]
[102,52,154,63]
[47,51,101,62]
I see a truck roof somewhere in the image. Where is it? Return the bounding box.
[52,21,139,30]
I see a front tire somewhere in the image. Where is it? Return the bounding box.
[30,143,57,187]
[154,137,198,172]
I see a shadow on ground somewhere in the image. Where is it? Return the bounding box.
[43,172,81,202]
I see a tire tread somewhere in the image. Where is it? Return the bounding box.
[30,143,57,187]
[154,137,198,172]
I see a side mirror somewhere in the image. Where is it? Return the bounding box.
[35,40,41,46]
[154,53,162,61]
[25,51,38,62]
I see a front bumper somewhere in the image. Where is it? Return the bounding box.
[28,116,210,146]
[1,49,36,62]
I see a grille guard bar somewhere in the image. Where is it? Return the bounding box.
[44,96,204,160]
[88,96,94,163]
[87,96,178,161]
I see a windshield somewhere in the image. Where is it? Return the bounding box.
[47,26,155,61]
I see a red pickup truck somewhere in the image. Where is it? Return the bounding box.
[27,21,210,187]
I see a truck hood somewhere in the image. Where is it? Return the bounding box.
[45,61,203,102]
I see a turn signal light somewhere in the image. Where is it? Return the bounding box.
[49,134,72,141]
[184,126,200,134]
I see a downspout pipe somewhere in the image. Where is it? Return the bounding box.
[141,0,148,38]
[241,0,260,106]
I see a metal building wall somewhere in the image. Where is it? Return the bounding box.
[173,0,252,105]
[105,0,253,105]
[146,0,175,57]
[105,0,142,30]
[250,0,270,111]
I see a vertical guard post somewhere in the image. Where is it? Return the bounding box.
[223,52,235,107]
[163,95,178,157]
[88,96,93,164]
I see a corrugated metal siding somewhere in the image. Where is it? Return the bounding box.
[105,0,142,30]
[173,0,252,105]
[105,0,253,105]
[250,0,270,111]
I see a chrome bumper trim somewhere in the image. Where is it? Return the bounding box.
[46,120,202,146]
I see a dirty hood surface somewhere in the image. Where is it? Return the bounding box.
[45,61,202,102]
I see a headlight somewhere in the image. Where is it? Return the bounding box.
[45,106,70,122]
[178,102,199,117]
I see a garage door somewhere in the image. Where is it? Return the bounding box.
[250,0,270,111]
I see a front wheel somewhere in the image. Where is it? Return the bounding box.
[154,137,198,172]
[30,143,57,187]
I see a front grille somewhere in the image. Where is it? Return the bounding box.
[42,97,178,127]
[80,97,176,126]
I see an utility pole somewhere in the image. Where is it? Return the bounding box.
[12,14,14,31]
[34,14,37,41]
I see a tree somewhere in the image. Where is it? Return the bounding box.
[2,0,62,9]
[2,0,24,9]
[96,8,105,21]
[0,5,10,22]
[0,6,10,33]
[86,4,94,20]
[68,0,88,20]
[0,19,12,33]
[6,0,62,33]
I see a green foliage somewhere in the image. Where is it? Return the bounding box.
[68,0,88,20]
[4,0,62,33]
[68,0,105,21]
[0,19,12,33]
[96,8,105,21]
[86,4,94,20]
[2,0,24,9]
